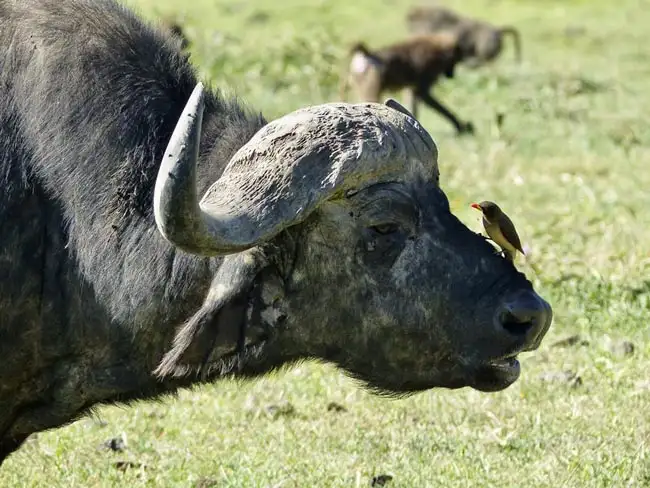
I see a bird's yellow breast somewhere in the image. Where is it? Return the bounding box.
[484,220,518,255]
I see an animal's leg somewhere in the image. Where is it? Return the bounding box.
[416,88,474,135]
[404,88,419,120]
[0,435,28,466]
[464,57,484,69]
[361,68,382,104]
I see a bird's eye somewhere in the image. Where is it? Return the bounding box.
[370,223,400,235]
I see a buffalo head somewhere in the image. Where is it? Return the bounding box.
[152,84,552,394]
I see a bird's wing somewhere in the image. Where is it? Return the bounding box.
[500,214,525,254]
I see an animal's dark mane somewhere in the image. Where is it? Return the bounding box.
[0,0,266,322]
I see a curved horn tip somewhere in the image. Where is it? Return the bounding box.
[183,82,206,121]
[153,82,207,248]
[384,98,417,121]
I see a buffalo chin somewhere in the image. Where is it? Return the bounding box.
[349,359,522,396]
[470,357,521,392]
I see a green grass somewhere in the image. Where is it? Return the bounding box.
[3,0,650,486]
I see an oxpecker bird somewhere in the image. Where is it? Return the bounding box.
[471,201,525,262]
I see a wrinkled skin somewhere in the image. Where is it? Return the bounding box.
[0,0,551,466]
[156,170,550,395]
[280,182,543,393]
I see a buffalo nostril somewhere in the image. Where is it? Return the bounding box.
[496,291,552,348]
[499,309,535,336]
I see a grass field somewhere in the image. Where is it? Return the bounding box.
[3,0,650,486]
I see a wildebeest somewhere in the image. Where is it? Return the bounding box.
[339,34,475,134]
[0,0,552,465]
[406,5,522,67]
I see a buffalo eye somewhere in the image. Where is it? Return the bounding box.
[362,222,407,266]
[369,223,401,235]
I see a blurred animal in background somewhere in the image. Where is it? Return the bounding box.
[339,33,475,135]
[162,18,190,50]
[406,5,522,68]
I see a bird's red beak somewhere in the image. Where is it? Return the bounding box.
[470,203,481,211]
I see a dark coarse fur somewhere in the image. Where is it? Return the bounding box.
[162,18,190,50]
[406,5,522,66]
[339,34,475,135]
[0,0,552,466]
[0,0,266,462]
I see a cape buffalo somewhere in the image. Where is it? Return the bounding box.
[0,0,552,465]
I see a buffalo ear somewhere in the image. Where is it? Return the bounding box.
[384,98,417,120]
[154,249,270,379]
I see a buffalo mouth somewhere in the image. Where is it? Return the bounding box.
[471,354,522,392]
